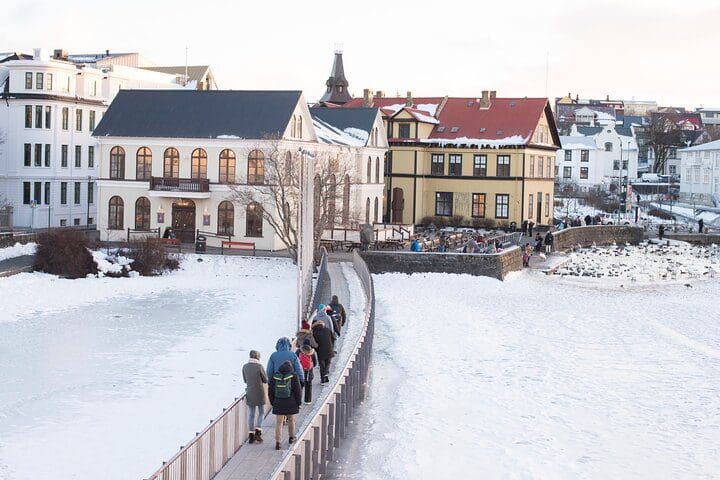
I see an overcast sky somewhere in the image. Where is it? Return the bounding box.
[3,0,719,108]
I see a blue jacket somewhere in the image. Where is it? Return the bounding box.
[267,337,305,385]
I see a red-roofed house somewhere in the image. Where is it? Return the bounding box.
[341,90,561,227]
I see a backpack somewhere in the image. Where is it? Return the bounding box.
[298,352,313,371]
[273,372,293,399]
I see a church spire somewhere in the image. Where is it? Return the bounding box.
[319,48,352,105]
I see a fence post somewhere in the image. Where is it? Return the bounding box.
[319,414,328,474]
[294,454,302,480]
[333,392,342,448]
[195,438,203,480]
[304,438,312,479]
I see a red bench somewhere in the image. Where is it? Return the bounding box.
[221,241,256,256]
[158,238,182,253]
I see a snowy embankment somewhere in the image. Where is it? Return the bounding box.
[0,242,36,262]
[0,255,296,480]
[347,272,720,479]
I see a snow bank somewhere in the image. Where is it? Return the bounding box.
[348,272,720,479]
[0,242,36,262]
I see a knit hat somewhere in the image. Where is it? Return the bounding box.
[318,304,325,310]
[301,320,311,330]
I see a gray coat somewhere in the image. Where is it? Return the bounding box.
[242,358,268,407]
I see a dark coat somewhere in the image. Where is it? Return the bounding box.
[242,358,268,407]
[295,329,318,349]
[312,321,336,360]
[268,362,302,415]
[544,232,554,245]
[329,295,347,326]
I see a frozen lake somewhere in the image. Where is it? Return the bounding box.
[332,271,720,479]
[0,255,296,480]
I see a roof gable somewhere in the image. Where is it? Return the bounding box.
[309,107,381,147]
[93,90,302,140]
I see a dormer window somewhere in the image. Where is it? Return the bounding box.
[338,86,344,93]
[450,127,459,133]
[437,126,445,133]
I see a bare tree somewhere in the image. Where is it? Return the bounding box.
[227,137,360,262]
[647,114,684,174]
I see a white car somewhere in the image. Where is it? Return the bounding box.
[599,213,631,225]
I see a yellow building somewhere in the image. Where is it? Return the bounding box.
[343,91,561,227]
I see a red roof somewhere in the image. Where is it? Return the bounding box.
[343,96,558,146]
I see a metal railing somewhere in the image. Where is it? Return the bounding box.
[269,251,375,479]
[150,177,210,193]
[127,227,161,242]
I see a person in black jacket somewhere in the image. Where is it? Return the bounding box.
[329,295,347,327]
[312,320,336,383]
[544,230,554,254]
[269,361,302,450]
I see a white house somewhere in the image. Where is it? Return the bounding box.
[678,139,720,206]
[92,90,388,249]
[556,136,602,191]
[0,48,187,229]
[556,121,638,191]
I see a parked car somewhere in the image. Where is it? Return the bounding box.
[641,173,662,183]
[599,213,631,225]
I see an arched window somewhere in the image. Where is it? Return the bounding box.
[191,148,207,179]
[328,174,337,227]
[108,196,124,230]
[605,142,613,152]
[219,149,236,183]
[297,116,303,139]
[163,147,179,178]
[217,201,234,236]
[365,197,370,224]
[366,156,372,183]
[135,147,151,180]
[134,197,150,230]
[375,157,380,183]
[374,197,379,223]
[248,149,265,184]
[342,174,350,225]
[291,116,297,138]
[246,202,263,237]
[110,146,125,180]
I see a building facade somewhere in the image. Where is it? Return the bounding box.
[0,48,203,229]
[678,139,720,206]
[555,136,602,191]
[93,90,387,249]
[343,91,560,227]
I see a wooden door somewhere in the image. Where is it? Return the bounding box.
[391,188,404,224]
[172,202,196,243]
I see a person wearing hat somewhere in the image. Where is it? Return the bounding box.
[242,350,268,444]
[269,360,302,449]
[312,319,336,383]
[314,304,334,332]
[295,340,318,404]
[328,294,347,327]
[294,320,318,350]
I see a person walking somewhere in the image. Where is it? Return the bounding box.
[438,232,447,252]
[659,224,665,240]
[528,221,535,237]
[544,230,554,254]
[269,360,302,450]
[296,341,318,404]
[522,244,531,268]
[294,320,318,350]
[584,214,592,227]
[267,337,305,388]
[328,295,347,327]
[698,218,705,234]
[521,220,528,235]
[312,320,336,383]
[314,304,334,333]
[242,350,268,444]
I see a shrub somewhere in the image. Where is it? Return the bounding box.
[471,218,497,230]
[34,229,98,279]
[449,215,465,228]
[126,238,180,276]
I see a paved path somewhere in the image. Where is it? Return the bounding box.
[0,255,34,277]
[214,262,366,480]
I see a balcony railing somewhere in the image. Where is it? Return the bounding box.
[150,176,210,193]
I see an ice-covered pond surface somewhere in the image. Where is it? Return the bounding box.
[0,255,295,480]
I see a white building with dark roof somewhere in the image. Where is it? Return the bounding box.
[679,139,720,206]
[93,90,387,248]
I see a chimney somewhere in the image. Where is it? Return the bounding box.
[489,91,497,100]
[363,88,374,107]
[53,49,68,60]
[479,90,490,109]
[375,90,384,98]
[575,93,579,102]
[405,91,413,107]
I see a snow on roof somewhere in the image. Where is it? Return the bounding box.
[560,136,598,150]
[679,139,720,152]
[312,117,368,147]
[419,135,528,148]
[415,103,438,116]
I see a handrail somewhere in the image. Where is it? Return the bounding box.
[269,251,375,479]
[195,229,232,242]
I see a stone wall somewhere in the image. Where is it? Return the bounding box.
[360,247,522,280]
[663,233,720,245]
[552,226,644,251]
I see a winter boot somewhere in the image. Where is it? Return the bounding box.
[254,428,263,443]
[248,432,255,444]
[275,442,281,450]
[289,436,296,444]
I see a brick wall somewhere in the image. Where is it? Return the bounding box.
[552,226,644,251]
[664,233,720,245]
[360,247,522,280]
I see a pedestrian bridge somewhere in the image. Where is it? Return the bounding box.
[146,252,375,480]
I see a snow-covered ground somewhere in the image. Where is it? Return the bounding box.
[554,242,720,282]
[0,242,36,262]
[338,270,720,479]
[0,255,296,480]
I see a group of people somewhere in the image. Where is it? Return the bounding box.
[241,295,347,450]
[464,235,504,254]
[522,230,554,267]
